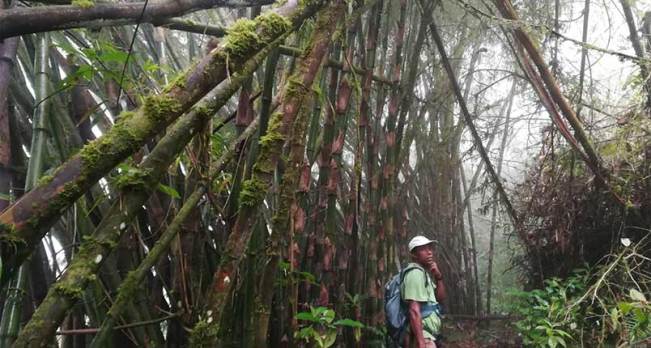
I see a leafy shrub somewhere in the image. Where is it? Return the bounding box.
[510,242,651,347]
[294,306,364,347]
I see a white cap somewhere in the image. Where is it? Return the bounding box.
[408,236,435,252]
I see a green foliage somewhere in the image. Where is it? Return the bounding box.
[57,40,135,89]
[277,261,318,286]
[509,272,586,347]
[157,183,180,199]
[294,306,364,347]
[510,244,651,347]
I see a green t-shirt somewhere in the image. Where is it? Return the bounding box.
[400,263,441,340]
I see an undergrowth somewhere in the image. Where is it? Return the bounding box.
[510,239,651,347]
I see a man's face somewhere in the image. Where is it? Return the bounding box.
[411,244,433,266]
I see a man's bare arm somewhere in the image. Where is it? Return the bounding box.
[434,278,446,302]
[429,262,446,302]
[407,300,427,348]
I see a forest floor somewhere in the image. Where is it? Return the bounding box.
[440,318,522,347]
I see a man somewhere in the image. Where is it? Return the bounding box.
[402,236,446,348]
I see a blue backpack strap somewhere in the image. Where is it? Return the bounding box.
[420,303,441,318]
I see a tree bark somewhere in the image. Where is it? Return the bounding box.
[0,0,274,38]
[0,35,17,212]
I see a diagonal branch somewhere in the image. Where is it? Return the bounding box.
[0,0,273,39]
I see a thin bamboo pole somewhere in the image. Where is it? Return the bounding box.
[0,33,51,347]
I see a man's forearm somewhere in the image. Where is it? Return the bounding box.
[407,301,426,347]
[435,278,446,302]
[428,265,446,302]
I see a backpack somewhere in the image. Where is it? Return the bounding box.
[384,264,441,346]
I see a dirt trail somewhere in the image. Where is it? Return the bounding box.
[440,318,522,347]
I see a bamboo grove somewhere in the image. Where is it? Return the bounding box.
[1,0,650,346]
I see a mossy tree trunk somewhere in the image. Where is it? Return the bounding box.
[194,3,344,345]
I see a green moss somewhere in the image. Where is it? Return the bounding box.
[82,234,118,250]
[238,179,268,209]
[54,263,96,300]
[0,222,24,250]
[223,12,290,58]
[72,0,94,8]
[253,112,285,175]
[111,270,142,313]
[143,95,183,123]
[117,110,136,122]
[79,117,143,175]
[258,112,284,150]
[113,166,154,191]
[256,12,292,42]
[223,18,260,57]
[0,222,16,235]
[162,71,188,93]
[284,76,309,100]
[193,104,213,119]
[37,174,54,187]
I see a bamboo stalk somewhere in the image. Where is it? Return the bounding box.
[493,0,616,200]
[0,33,51,347]
[195,4,344,345]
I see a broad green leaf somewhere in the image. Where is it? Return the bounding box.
[157,183,181,199]
[619,302,634,314]
[334,319,364,328]
[100,49,128,64]
[554,329,571,338]
[295,312,318,322]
